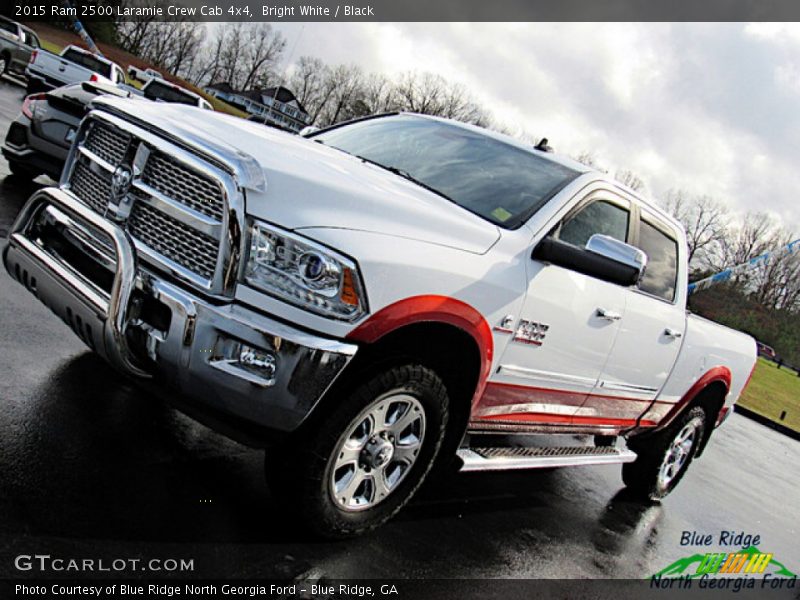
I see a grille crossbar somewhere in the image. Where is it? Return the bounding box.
[65,117,228,288]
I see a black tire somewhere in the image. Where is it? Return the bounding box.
[7,161,37,180]
[0,55,8,75]
[265,364,449,538]
[623,406,706,501]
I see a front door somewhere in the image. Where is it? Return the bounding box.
[475,194,634,427]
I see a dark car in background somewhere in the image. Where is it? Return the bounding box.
[2,80,131,180]
[756,341,777,361]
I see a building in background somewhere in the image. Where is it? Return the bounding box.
[204,82,310,132]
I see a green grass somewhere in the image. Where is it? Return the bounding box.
[38,39,62,54]
[738,357,800,433]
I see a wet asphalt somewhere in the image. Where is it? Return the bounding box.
[0,77,797,586]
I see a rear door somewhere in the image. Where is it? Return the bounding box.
[582,206,686,426]
[476,192,634,426]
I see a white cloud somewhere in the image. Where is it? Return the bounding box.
[273,22,800,230]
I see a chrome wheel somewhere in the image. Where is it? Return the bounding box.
[330,393,426,512]
[657,419,700,489]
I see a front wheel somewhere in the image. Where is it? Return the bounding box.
[623,406,706,501]
[265,364,449,538]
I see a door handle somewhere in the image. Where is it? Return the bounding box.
[664,328,683,339]
[596,308,622,321]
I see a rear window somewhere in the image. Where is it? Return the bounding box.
[22,30,39,47]
[637,219,679,301]
[63,49,112,79]
[144,81,197,106]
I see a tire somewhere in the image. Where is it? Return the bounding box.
[7,161,37,180]
[265,364,449,538]
[623,406,706,501]
[0,55,8,75]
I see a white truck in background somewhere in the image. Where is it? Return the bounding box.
[3,102,757,538]
[126,65,163,85]
[25,44,125,95]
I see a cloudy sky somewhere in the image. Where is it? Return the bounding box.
[268,22,800,230]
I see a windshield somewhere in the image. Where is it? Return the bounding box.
[63,49,112,79]
[313,115,579,228]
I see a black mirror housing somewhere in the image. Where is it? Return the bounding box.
[532,237,644,287]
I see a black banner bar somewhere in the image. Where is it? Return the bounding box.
[7,0,800,23]
[2,578,799,600]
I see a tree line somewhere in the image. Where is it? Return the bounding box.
[113,18,493,128]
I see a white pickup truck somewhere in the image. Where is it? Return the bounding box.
[3,98,757,537]
[25,44,125,95]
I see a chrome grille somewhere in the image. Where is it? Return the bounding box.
[65,116,231,289]
[70,159,111,214]
[128,201,218,279]
[142,151,225,220]
[84,121,130,165]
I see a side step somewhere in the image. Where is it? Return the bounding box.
[457,445,637,472]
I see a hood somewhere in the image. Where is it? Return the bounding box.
[93,97,501,254]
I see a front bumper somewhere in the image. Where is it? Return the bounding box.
[3,187,358,434]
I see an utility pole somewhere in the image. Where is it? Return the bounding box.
[62,0,104,56]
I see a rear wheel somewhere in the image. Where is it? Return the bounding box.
[265,364,449,538]
[623,406,706,501]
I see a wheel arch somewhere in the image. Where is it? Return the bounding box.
[316,295,494,463]
[649,367,731,457]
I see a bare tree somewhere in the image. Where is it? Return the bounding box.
[711,212,778,270]
[287,56,339,124]
[391,71,489,126]
[662,189,729,266]
[615,168,646,193]
[187,27,225,86]
[315,64,364,126]
[116,0,164,57]
[240,23,287,89]
[116,2,203,79]
[189,23,285,90]
[355,72,398,115]
[573,151,600,169]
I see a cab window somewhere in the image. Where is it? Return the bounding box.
[637,219,678,301]
[558,200,630,247]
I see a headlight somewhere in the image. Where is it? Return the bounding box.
[244,220,367,321]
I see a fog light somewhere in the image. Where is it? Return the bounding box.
[238,345,276,376]
[208,338,278,387]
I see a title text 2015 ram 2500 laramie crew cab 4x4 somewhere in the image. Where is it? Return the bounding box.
[4,98,757,537]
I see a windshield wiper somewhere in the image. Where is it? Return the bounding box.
[354,154,455,204]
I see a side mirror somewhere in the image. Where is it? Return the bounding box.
[532,234,647,287]
[299,126,320,137]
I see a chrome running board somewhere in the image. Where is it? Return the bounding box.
[457,445,637,472]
